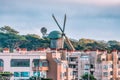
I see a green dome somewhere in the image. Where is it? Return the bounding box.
[48,30,62,39]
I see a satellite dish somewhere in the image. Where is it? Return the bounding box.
[41,27,47,36]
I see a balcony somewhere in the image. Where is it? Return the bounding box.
[73,68,77,71]
[90,68,95,71]
[32,66,48,71]
[69,61,77,64]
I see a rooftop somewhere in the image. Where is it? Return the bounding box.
[48,30,62,39]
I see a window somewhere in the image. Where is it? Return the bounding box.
[33,59,39,67]
[42,61,48,67]
[84,64,90,70]
[33,59,48,67]
[70,71,73,76]
[118,64,120,68]
[70,58,76,61]
[21,72,29,77]
[63,64,67,68]
[103,65,108,70]
[118,71,120,75]
[90,64,94,68]
[118,58,120,60]
[33,72,40,77]
[11,59,30,67]
[0,59,3,67]
[80,56,89,60]
[103,72,108,77]
[14,72,29,77]
[63,72,65,77]
[84,72,88,74]
[110,71,113,75]
[14,72,20,77]
[110,78,113,80]
[109,64,113,68]
[91,71,94,75]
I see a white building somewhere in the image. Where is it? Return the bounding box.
[0,48,48,80]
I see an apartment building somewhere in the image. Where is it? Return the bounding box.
[68,51,81,80]
[1,45,120,80]
[0,48,48,80]
[68,50,120,80]
[96,50,120,80]
[47,49,73,80]
[0,48,73,80]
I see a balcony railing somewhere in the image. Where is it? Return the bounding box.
[90,68,95,71]
[32,66,48,71]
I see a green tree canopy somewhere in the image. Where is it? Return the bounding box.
[0,26,19,34]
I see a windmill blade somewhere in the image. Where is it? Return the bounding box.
[64,35,75,51]
[52,14,63,32]
[63,14,66,33]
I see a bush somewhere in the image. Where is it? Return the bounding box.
[41,78,53,80]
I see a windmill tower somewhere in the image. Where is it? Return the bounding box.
[48,30,63,49]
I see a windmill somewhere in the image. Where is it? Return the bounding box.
[52,14,75,51]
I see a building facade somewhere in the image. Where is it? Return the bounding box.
[0,48,48,80]
[68,50,120,80]
[0,48,74,80]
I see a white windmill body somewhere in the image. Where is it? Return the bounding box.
[48,30,64,49]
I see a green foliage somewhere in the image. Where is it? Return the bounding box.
[0,72,13,80]
[0,26,19,34]
[41,78,53,80]
[0,32,27,52]
[81,74,96,80]
[0,26,50,51]
[0,72,13,77]
[20,34,50,50]
[29,76,52,80]
[0,26,120,51]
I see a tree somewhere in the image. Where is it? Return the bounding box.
[20,34,50,50]
[81,74,96,80]
[107,40,120,51]
[29,76,52,80]
[0,26,19,34]
[4,34,27,52]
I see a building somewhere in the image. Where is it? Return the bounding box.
[47,49,73,80]
[68,50,120,80]
[0,48,48,80]
[0,48,74,80]
[68,51,81,80]
[1,48,120,80]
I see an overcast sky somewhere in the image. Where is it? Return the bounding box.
[0,0,120,41]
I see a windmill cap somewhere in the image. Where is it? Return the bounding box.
[48,30,62,39]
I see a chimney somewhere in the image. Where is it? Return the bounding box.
[3,48,10,53]
[16,48,27,53]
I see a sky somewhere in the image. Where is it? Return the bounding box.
[0,0,120,41]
